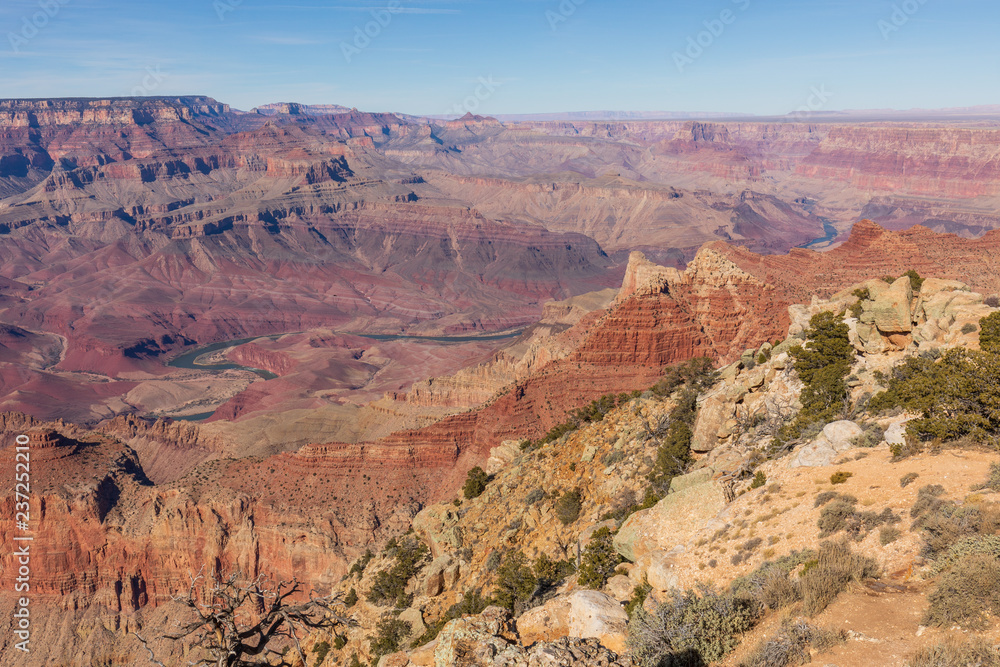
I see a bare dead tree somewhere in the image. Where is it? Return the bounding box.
[134,568,351,667]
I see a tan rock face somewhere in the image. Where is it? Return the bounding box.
[515,590,628,653]
[613,469,727,562]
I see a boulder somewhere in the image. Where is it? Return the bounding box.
[870,276,913,333]
[408,640,437,666]
[423,554,457,597]
[643,550,680,593]
[788,420,863,468]
[691,390,733,452]
[884,420,912,446]
[604,574,634,603]
[613,469,726,562]
[515,590,628,653]
[486,440,523,476]
[399,607,427,643]
[378,652,409,667]
[434,606,524,665]
[412,504,464,558]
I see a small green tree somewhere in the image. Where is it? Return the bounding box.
[369,615,411,663]
[578,527,624,589]
[980,311,1000,354]
[777,311,855,445]
[492,551,537,610]
[463,466,489,499]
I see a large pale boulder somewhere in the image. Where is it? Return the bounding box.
[643,550,680,593]
[788,420,863,468]
[412,504,464,558]
[486,440,523,476]
[613,469,726,562]
[515,590,628,653]
[870,276,913,333]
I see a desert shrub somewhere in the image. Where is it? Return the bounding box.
[814,490,840,507]
[899,472,919,488]
[485,550,502,570]
[625,580,652,618]
[870,345,1000,444]
[731,537,765,566]
[800,540,879,616]
[650,357,718,397]
[829,471,853,485]
[728,550,815,612]
[750,471,767,489]
[554,488,583,525]
[851,422,884,448]
[911,486,1000,559]
[929,535,1000,576]
[367,537,430,605]
[462,466,489,499]
[312,640,331,667]
[344,588,358,607]
[533,553,576,589]
[962,323,979,335]
[908,637,1000,667]
[924,553,1000,628]
[976,462,1000,491]
[739,618,844,667]
[987,295,1000,308]
[348,654,362,667]
[879,525,901,545]
[368,614,412,663]
[816,494,898,540]
[492,550,537,611]
[524,487,546,505]
[627,585,760,667]
[578,527,624,589]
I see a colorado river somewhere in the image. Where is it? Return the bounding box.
[166,329,525,378]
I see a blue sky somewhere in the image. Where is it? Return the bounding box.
[0,0,996,115]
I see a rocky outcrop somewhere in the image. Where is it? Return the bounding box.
[788,420,864,468]
[384,607,631,667]
[515,590,629,653]
[613,469,727,562]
